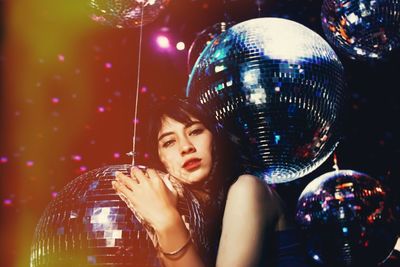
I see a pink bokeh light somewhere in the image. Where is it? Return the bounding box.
[156,35,170,49]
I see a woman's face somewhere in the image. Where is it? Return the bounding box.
[157,115,213,185]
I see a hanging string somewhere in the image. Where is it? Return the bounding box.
[256,0,262,17]
[332,152,339,171]
[222,0,231,22]
[128,2,146,166]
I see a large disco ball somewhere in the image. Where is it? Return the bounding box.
[89,0,170,28]
[30,165,206,267]
[187,22,234,75]
[296,170,398,267]
[321,0,400,60]
[186,17,345,183]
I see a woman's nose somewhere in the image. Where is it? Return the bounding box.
[180,139,196,155]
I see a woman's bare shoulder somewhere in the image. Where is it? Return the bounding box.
[228,174,273,199]
[217,174,283,266]
[225,174,283,221]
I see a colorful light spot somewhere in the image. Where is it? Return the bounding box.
[72,155,82,161]
[176,41,185,50]
[26,161,34,167]
[79,166,88,172]
[0,156,8,163]
[140,86,148,93]
[156,35,170,49]
[58,54,65,62]
[3,199,12,206]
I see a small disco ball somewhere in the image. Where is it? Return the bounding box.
[187,22,234,75]
[30,165,206,267]
[321,0,400,60]
[89,0,170,28]
[186,17,345,184]
[296,170,398,267]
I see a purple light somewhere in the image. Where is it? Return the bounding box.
[0,156,8,163]
[26,161,34,167]
[72,155,82,161]
[3,199,12,206]
[79,166,88,172]
[104,62,112,69]
[156,35,170,49]
[140,86,148,93]
[113,152,121,159]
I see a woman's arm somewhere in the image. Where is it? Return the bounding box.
[113,167,206,267]
[154,209,205,267]
[216,174,284,267]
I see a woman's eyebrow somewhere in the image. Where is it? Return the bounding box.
[158,121,203,141]
[184,121,202,128]
[158,132,173,142]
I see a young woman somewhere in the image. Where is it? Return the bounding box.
[112,98,307,267]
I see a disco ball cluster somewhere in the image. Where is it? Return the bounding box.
[89,0,170,28]
[321,0,400,60]
[30,165,206,267]
[187,17,345,184]
[296,170,398,267]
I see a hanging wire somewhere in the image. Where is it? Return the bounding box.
[222,0,232,22]
[256,0,262,17]
[127,1,146,165]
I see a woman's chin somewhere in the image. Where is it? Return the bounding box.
[176,175,206,187]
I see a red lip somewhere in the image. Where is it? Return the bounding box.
[182,158,201,171]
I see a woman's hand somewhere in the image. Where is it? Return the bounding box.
[112,167,179,231]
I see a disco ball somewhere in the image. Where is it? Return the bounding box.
[30,165,206,267]
[187,21,234,75]
[89,0,170,28]
[321,0,400,60]
[186,17,345,183]
[296,170,398,267]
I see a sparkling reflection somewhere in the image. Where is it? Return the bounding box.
[187,18,345,183]
[296,170,398,266]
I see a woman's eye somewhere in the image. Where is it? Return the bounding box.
[190,128,204,136]
[162,140,175,148]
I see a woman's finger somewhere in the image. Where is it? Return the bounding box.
[146,168,162,181]
[115,171,137,190]
[112,180,135,200]
[131,166,149,184]
[112,181,140,219]
[160,173,176,194]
